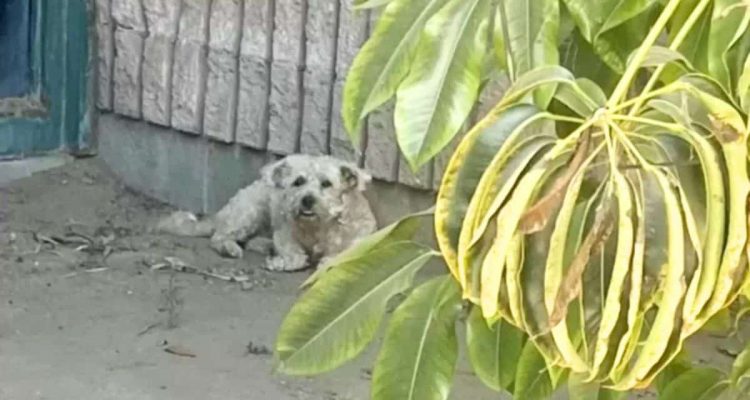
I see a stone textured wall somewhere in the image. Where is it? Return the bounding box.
[94,0,503,190]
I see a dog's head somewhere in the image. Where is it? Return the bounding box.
[261,155,372,222]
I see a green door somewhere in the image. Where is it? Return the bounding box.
[0,0,90,159]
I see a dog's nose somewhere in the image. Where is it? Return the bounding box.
[301,195,316,210]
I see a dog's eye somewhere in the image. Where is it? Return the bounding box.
[321,180,332,189]
[292,176,306,187]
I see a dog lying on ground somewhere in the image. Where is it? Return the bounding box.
[156,154,378,272]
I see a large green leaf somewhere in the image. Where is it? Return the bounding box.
[499,0,560,107]
[554,78,607,117]
[730,340,750,391]
[655,352,692,394]
[466,306,525,391]
[594,7,659,73]
[659,367,730,400]
[668,0,711,73]
[302,208,434,288]
[342,0,450,140]
[561,0,658,72]
[560,29,619,94]
[707,0,750,91]
[492,3,507,71]
[394,0,490,169]
[736,53,750,112]
[514,341,555,400]
[568,373,626,400]
[562,0,654,41]
[275,242,436,375]
[371,276,461,400]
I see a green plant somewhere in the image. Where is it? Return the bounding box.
[275,0,750,398]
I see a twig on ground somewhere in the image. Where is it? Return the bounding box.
[164,345,196,358]
[136,322,162,336]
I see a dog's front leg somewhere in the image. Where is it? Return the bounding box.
[209,183,270,259]
[264,229,309,272]
[210,236,245,259]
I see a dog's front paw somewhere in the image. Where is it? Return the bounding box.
[211,240,244,259]
[264,256,288,272]
[264,254,308,272]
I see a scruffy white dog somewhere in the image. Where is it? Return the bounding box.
[157,154,378,272]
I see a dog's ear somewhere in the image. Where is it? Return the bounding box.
[340,163,371,192]
[262,159,291,188]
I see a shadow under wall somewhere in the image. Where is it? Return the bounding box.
[96,113,436,231]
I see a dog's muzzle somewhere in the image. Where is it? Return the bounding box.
[297,195,317,218]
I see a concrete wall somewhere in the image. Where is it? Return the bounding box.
[97,113,436,226]
[94,0,441,188]
[92,0,505,223]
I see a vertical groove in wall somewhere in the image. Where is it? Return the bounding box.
[229,0,246,144]
[324,0,342,155]
[197,0,213,135]
[235,0,272,149]
[137,0,145,119]
[95,0,115,110]
[169,0,185,128]
[260,0,276,150]
[165,0,182,126]
[293,0,309,153]
[106,0,115,108]
[390,136,400,179]
[137,0,147,123]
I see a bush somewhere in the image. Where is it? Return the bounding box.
[275,0,750,398]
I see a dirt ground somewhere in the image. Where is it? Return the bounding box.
[0,158,503,400]
[0,158,747,400]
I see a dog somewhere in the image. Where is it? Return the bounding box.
[156,154,378,272]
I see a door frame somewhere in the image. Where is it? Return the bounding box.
[0,0,92,159]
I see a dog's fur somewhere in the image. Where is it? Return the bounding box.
[156,155,377,272]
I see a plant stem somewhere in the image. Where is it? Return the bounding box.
[546,113,587,124]
[610,83,682,114]
[606,0,683,108]
[609,114,684,132]
[627,0,712,116]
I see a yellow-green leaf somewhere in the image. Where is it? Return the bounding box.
[568,373,627,400]
[436,104,540,282]
[659,367,730,400]
[499,0,560,107]
[372,275,461,400]
[514,341,555,400]
[343,0,450,140]
[707,0,750,90]
[275,242,435,375]
[395,0,491,169]
[466,306,525,391]
[302,208,434,288]
[730,339,750,389]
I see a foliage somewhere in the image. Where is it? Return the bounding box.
[276,0,750,398]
